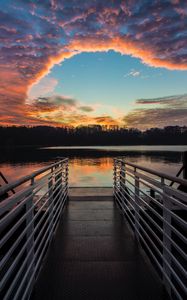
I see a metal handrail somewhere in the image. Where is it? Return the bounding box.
[113,158,187,300]
[0,159,69,300]
[115,158,187,187]
[0,158,68,196]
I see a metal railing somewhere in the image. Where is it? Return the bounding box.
[114,158,187,300]
[0,158,68,300]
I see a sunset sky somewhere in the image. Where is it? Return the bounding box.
[0,0,187,129]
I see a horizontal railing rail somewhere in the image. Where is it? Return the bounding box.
[0,159,68,197]
[0,158,68,300]
[116,159,187,188]
[113,158,187,300]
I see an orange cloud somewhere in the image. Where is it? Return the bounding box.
[68,36,187,70]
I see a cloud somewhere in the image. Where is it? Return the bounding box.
[124,69,141,77]
[29,95,78,116]
[135,94,187,107]
[27,94,98,126]
[0,0,187,126]
[32,95,96,113]
[94,116,120,125]
[36,95,77,106]
[79,106,94,112]
[26,94,120,127]
[131,71,140,77]
[123,94,187,129]
[123,108,187,129]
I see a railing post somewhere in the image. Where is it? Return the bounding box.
[120,161,126,195]
[119,161,122,193]
[48,167,54,234]
[66,160,69,187]
[64,161,68,192]
[58,162,63,196]
[113,159,117,196]
[183,151,187,179]
[134,167,140,240]
[119,160,125,200]
[118,160,126,210]
[116,161,120,192]
[54,163,61,204]
[163,184,172,298]
[65,160,69,203]
[26,177,35,292]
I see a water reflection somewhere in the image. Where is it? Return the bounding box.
[0,162,49,190]
[0,149,183,187]
[69,157,112,186]
[70,155,182,186]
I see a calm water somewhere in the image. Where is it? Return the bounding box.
[0,145,186,187]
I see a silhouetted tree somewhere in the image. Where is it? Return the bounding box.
[0,125,186,147]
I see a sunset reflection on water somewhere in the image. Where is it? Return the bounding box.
[68,156,181,186]
[0,154,183,187]
[69,157,113,186]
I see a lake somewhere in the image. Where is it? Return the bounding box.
[0,145,186,187]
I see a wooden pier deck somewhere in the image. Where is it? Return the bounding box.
[31,188,167,300]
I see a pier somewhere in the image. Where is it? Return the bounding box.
[0,158,186,300]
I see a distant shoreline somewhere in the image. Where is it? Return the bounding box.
[1,144,187,151]
[1,125,186,148]
[0,144,187,149]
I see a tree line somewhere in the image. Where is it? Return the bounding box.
[0,125,186,147]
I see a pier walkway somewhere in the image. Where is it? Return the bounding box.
[31,188,166,300]
[0,158,186,300]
